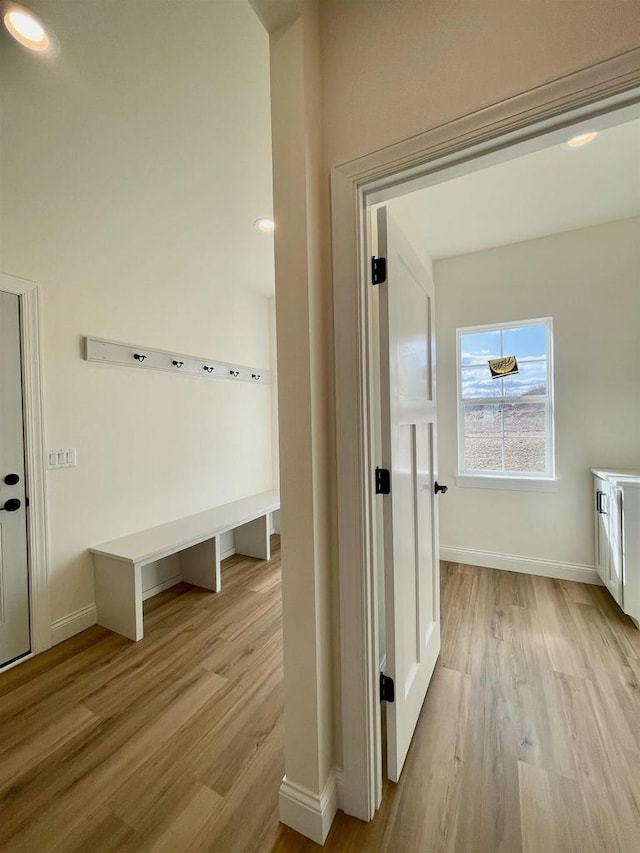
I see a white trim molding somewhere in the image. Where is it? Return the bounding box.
[454,475,560,492]
[440,547,601,585]
[0,272,51,656]
[279,768,343,845]
[332,51,640,822]
[141,576,183,602]
[51,604,97,646]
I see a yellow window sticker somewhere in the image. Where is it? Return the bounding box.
[488,356,519,378]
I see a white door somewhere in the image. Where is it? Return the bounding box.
[378,206,442,782]
[0,290,30,666]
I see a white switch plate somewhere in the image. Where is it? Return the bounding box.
[48,449,77,469]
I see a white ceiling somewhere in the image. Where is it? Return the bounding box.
[388,118,640,261]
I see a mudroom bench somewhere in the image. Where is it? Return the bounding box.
[90,489,280,641]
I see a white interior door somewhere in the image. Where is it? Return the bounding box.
[378,206,442,783]
[0,289,30,666]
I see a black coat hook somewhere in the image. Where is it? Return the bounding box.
[133,353,147,362]
[172,360,184,368]
[203,365,214,373]
[229,369,240,377]
[251,373,261,381]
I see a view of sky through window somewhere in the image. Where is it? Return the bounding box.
[460,324,547,399]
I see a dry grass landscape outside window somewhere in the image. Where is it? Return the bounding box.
[464,402,547,472]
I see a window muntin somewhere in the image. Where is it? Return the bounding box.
[457,318,554,479]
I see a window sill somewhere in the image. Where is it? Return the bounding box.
[455,474,559,492]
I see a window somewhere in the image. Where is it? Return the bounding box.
[457,318,554,484]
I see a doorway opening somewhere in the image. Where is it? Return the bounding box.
[370,99,640,800]
[333,72,640,821]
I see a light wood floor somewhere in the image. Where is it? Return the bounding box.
[1,544,639,851]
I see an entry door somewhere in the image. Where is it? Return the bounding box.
[378,206,441,782]
[0,290,30,666]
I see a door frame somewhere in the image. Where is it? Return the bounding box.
[331,49,640,821]
[0,272,50,663]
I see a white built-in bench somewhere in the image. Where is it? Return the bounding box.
[90,490,280,642]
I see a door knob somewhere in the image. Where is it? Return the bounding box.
[434,481,448,495]
[0,498,21,512]
[4,473,20,486]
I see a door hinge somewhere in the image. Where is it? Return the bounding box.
[371,255,387,285]
[380,672,395,703]
[375,467,391,495]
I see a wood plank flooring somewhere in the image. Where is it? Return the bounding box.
[1,548,639,851]
[0,541,285,852]
[293,564,640,853]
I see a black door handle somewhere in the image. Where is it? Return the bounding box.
[0,498,21,512]
[4,473,20,485]
[434,481,448,495]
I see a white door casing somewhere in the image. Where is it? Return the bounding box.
[377,208,440,782]
[332,56,640,821]
[0,290,30,665]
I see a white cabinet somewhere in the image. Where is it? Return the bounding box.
[592,468,640,629]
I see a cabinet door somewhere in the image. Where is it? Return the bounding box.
[607,487,623,606]
[594,477,610,588]
[595,479,622,606]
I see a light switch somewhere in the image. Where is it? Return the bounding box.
[48,449,77,469]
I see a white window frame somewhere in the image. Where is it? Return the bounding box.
[456,316,556,490]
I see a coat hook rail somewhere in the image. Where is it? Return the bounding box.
[84,337,272,385]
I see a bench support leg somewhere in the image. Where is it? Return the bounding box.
[94,555,143,641]
[235,514,270,561]
[181,536,221,592]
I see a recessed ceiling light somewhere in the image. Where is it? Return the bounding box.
[566,131,598,149]
[2,3,52,52]
[254,218,275,233]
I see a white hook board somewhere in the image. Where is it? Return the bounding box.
[84,337,272,385]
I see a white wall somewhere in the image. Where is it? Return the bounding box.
[435,217,640,569]
[0,0,276,629]
[320,0,640,168]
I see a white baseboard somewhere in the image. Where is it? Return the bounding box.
[50,603,97,645]
[141,574,183,601]
[279,766,343,845]
[440,546,601,585]
[220,546,236,560]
